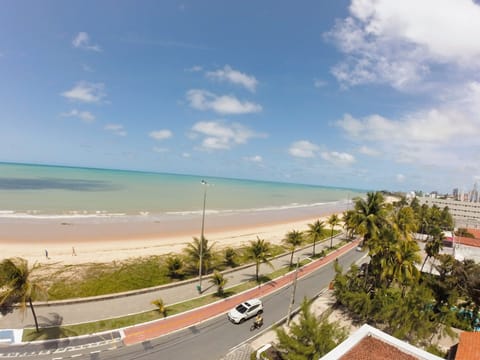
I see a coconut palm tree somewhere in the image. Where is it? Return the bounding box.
[420,226,444,272]
[276,297,347,360]
[244,237,274,282]
[392,206,416,241]
[151,298,167,317]
[351,192,387,248]
[306,220,325,257]
[393,238,421,295]
[164,255,185,279]
[0,257,47,332]
[210,270,228,295]
[183,236,216,276]
[283,230,304,268]
[342,209,356,240]
[368,226,400,288]
[223,247,237,268]
[327,214,340,249]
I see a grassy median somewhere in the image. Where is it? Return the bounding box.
[23,240,345,342]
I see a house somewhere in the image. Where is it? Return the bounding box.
[320,324,444,360]
[448,331,480,360]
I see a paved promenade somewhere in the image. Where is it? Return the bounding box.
[0,235,360,359]
[122,238,359,345]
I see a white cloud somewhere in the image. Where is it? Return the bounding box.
[61,109,95,123]
[288,140,319,158]
[206,65,258,92]
[321,151,356,165]
[326,0,480,89]
[104,124,127,136]
[244,155,263,163]
[72,32,102,52]
[82,64,94,72]
[182,152,191,158]
[149,129,173,140]
[185,65,203,72]
[337,107,479,145]
[397,174,406,183]
[61,82,106,103]
[153,146,168,153]
[314,78,327,88]
[191,121,265,150]
[336,81,480,167]
[358,145,380,156]
[186,89,262,115]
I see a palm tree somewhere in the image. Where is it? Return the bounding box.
[151,298,167,317]
[183,236,215,276]
[164,255,185,279]
[223,247,237,268]
[351,191,387,248]
[306,220,325,257]
[327,214,340,249]
[210,270,227,295]
[243,237,274,282]
[368,226,399,288]
[276,297,347,359]
[342,209,356,240]
[283,230,304,268]
[392,206,416,241]
[0,258,47,332]
[393,238,421,295]
[420,226,443,272]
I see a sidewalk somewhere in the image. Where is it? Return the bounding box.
[0,235,349,330]
[122,239,359,345]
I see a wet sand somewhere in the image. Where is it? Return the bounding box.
[0,203,347,265]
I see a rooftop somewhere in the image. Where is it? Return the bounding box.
[454,332,480,360]
[320,324,444,360]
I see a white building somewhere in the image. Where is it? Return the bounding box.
[418,197,480,228]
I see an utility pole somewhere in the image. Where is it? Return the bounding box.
[286,258,300,326]
[198,180,207,294]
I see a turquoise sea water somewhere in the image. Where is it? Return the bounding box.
[0,162,364,219]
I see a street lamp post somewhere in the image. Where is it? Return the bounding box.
[198,180,208,294]
[286,258,300,326]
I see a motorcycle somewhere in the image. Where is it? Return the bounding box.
[250,320,263,331]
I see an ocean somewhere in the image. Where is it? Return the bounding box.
[0,162,364,221]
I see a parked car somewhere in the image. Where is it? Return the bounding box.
[227,298,263,324]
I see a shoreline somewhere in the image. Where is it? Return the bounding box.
[0,203,347,266]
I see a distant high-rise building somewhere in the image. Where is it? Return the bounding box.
[469,182,479,203]
[453,188,459,200]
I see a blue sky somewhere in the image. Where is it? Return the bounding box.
[1,0,480,193]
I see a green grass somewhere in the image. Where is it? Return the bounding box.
[22,254,332,342]
[23,284,258,341]
[40,240,316,301]
[23,275,269,341]
[46,257,173,300]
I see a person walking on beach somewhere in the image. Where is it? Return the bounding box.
[45,248,49,259]
[72,246,77,256]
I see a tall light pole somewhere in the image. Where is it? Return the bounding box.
[198,179,208,294]
[286,258,300,326]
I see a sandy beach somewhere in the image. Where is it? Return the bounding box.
[0,204,345,266]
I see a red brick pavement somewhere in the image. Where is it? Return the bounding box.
[123,240,359,345]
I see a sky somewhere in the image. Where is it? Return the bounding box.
[1,0,480,193]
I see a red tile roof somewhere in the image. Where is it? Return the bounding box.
[454,236,480,247]
[339,336,418,360]
[467,228,480,239]
[455,332,480,360]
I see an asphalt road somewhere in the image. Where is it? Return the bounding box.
[62,247,364,360]
[2,239,363,360]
